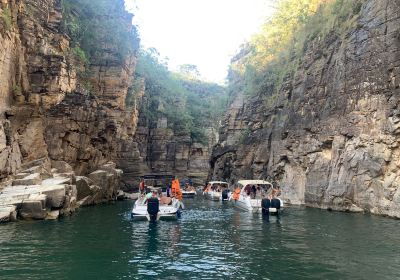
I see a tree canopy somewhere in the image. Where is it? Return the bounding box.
[230,0,364,97]
[134,49,227,144]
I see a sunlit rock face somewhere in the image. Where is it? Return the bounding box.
[0,0,214,193]
[210,0,400,217]
[0,0,140,188]
[132,111,219,187]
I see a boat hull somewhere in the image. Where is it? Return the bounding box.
[231,197,283,214]
[131,198,181,221]
[182,191,197,198]
[204,191,221,201]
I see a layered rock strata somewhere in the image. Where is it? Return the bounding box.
[210,0,400,217]
[0,0,140,197]
[0,158,122,223]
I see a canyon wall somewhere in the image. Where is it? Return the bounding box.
[0,0,140,184]
[133,112,218,186]
[0,0,213,192]
[210,0,400,217]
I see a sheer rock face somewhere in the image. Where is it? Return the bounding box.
[130,113,218,187]
[0,0,139,188]
[0,0,211,191]
[210,0,400,217]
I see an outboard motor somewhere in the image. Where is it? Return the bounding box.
[271,198,281,216]
[261,198,271,215]
[147,197,159,222]
[271,198,281,210]
[222,189,230,200]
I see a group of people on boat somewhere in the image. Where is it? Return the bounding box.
[138,177,184,205]
[183,182,196,192]
[203,183,224,193]
[231,184,281,201]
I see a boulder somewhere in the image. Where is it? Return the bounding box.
[0,206,17,223]
[75,176,94,200]
[41,177,71,186]
[46,210,60,220]
[88,170,108,187]
[40,185,66,208]
[61,185,78,215]
[12,173,41,186]
[19,197,47,220]
[20,158,51,173]
[51,160,73,173]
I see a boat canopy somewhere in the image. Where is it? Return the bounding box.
[237,180,272,187]
[142,174,175,180]
[209,181,229,185]
[142,174,175,190]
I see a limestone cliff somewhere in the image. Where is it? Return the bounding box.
[210,0,400,217]
[0,0,139,195]
[0,0,220,202]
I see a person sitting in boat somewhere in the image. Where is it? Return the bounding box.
[143,190,158,204]
[251,185,257,199]
[159,190,172,205]
[256,186,262,199]
[232,186,241,201]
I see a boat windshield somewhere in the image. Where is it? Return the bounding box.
[241,184,271,199]
[211,183,229,192]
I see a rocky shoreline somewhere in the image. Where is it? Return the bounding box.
[0,158,135,223]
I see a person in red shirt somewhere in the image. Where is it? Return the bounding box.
[139,179,145,194]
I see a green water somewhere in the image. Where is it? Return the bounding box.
[0,198,399,280]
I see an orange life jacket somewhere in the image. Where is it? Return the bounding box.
[233,187,241,201]
[171,179,183,201]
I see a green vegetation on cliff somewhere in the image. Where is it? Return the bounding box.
[61,0,139,64]
[1,8,12,31]
[134,48,227,144]
[232,0,364,98]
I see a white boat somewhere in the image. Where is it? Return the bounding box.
[131,196,183,221]
[230,180,283,214]
[182,189,197,197]
[203,181,230,201]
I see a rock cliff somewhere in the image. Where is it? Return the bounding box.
[0,0,140,221]
[0,0,218,220]
[210,0,400,217]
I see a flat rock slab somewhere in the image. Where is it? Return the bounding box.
[15,173,29,179]
[41,177,70,186]
[88,170,108,186]
[12,173,42,186]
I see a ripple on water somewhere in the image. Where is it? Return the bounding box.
[1,199,400,279]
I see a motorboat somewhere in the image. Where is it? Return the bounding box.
[182,188,197,198]
[131,195,183,221]
[203,181,230,201]
[230,180,283,214]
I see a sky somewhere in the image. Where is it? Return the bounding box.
[125,0,273,84]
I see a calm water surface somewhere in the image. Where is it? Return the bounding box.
[0,197,400,279]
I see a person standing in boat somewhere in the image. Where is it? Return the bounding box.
[139,178,145,194]
[171,178,183,201]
